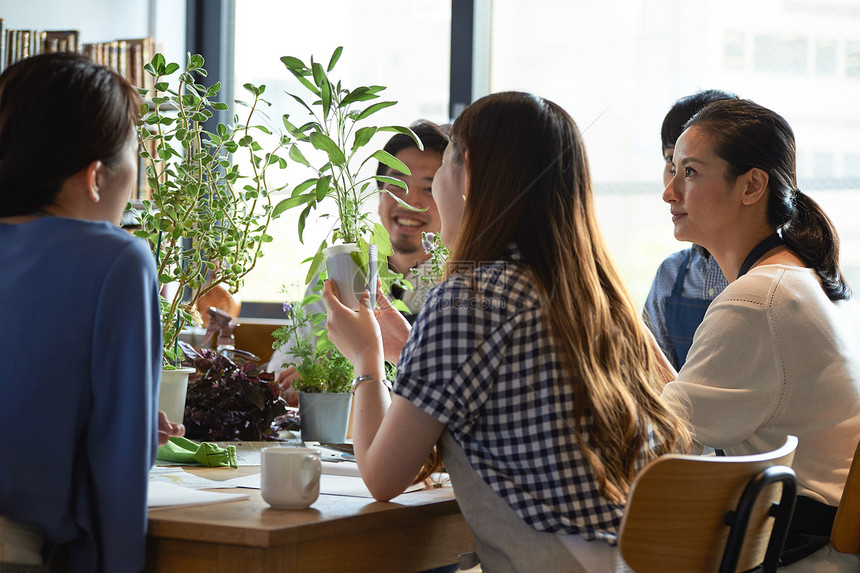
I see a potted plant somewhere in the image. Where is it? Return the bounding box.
[135,53,289,424]
[271,47,424,310]
[272,299,353,443]
[180,345,287,441]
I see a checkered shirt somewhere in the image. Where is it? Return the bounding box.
[395,249,642,542]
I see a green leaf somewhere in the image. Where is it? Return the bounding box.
[309,132,346,165]
[370,222,393,258]
[288,144,310,167]
[339,86,378,107]
[320,74,332,120]
[152,53,166,74]
[379,125,424,150]
[327,46,343,72]
[164,62,180,75]
[286,92,314,115]
[291,178,318,197]
[283,62,320,97]
[369,149,410,176]
[374,175,407,190]
[302,293,323,306]
[384,189,428,212]
[206,81,222,97]
[298,204,313,243]
[305,241,327,285]
[280,55,305,70]
[356,101,397,121]
[189,54,205,69]
[272,194,314,218]
[351,126,377,154]
[311,61,326,89]
[314,175,332,201]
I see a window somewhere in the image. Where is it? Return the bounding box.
[847,41,860,78]
[228,0,860,306]
[815,38,837,76]
[725,31,745,69]
[232,1,451,302]
[846,154,860,178]
[489,0,860,304]
[754,34,808,75]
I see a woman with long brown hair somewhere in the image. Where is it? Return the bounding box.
[323,91,688,570]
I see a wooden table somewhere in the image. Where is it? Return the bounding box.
[144,464,474,572]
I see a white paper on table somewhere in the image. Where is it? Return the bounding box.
[149,466,231,490]
[148,481,249,508]
[218,472,425,499]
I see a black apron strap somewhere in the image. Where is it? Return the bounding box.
[737,233,783,279]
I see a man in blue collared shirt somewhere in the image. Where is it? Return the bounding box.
[643,90,738,370]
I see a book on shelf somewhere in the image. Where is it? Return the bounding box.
[0,19,153,90]
[0,18,6,73]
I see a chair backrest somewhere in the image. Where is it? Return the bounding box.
[232,318,287,365]
[831,437,860,554]
[618,436,798,573]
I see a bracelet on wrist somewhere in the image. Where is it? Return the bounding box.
[351,374,392,395]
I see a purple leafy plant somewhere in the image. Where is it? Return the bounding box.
[182,348,287,441]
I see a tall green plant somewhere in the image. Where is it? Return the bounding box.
[271,47,423,290]
[136,53,289,365]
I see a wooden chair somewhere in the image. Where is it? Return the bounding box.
[232,318,287,365]
[618,436,798,573]
[831,437,860,554]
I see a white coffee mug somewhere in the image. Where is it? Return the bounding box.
[261,447,322,509]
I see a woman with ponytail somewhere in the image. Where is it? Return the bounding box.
[322,92,689,571]
[661,99,860,568]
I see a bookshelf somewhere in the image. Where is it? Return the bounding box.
[0,19,155,92]
[0,17,164,203]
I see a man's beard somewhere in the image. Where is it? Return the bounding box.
[391,235,421,255]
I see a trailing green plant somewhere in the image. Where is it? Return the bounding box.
[271,297,352,394]
[136,53,289,365]
[271,47,423,294]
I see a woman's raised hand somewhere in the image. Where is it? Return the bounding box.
[373,278,411,364]
[321,280,383,368]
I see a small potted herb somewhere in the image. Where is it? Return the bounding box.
[272,299,353,443]
[272,47,423,309]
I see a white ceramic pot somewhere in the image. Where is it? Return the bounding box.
[298,392,353,443]
[158,367,195,424]
[324,243,377,310]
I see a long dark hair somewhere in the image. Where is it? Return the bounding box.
[0,53,140,217]
[687,99,850,301]
[661,89,738,151]
[448,92,688,502]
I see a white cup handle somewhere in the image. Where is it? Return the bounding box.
[301,455,321,499]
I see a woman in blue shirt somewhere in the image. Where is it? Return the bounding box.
[0,53,182,572]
